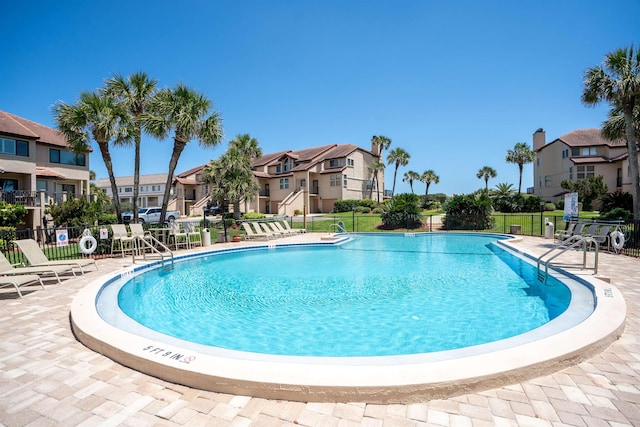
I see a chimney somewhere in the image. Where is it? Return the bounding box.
[533,128,545,151]
[370,136,381,157]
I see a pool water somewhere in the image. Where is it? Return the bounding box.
[117,234,571,357]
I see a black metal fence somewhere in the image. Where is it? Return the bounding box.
[1,215,638,263]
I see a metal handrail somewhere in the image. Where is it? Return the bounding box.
[537,235,599,284]
[131,235,174,269]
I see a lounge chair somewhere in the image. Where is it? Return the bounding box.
[582,223,599,238]
[266,222,287,237]
[241,222,270,240]
[558,223,586,242]
[554,222,576,242]
[183,222,202,247]
[0,251,74,284]
[0,274,44,298]
[111,224,136,257]
[12,239,97,274]
[256,222,279,239]
[590,225,612,250]
[281,220,305,234]
[272,222,293,236]
[129,223,153,252]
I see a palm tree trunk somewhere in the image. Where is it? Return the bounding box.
[410,181,414,193]
[98,142,122,221]
[392,165,398,197]
[133,126,141,222]
[518,165,523,195]
[159,139,187,223]
[624,108,640,220]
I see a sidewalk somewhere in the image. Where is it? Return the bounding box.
[1,235,639,426]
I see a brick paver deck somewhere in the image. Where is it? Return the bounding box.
[1,234,639,426]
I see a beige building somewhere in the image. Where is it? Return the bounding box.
[94,174,169,208]
[0,109,90,229]
[532,128,635,203]
[168,140,384,217]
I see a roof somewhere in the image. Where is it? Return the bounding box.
[555,128,624,148]
[35,167,66,179]
[571,156,610,164]
[174,177,196,185]
[95,173,168,187]
[0,109,73,148]
[176,164,206,178]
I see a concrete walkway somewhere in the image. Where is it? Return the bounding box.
[1,234,639,426]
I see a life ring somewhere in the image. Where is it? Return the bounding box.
[610,230,625,251]
[79,235,98,255]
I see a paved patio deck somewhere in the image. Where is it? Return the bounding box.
[1,234,639,426]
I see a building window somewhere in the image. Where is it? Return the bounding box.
[347,158,354,167]
[329,158,346,168]
[569,167,573,181]
[544,176,552,187]
[283,158,294,172]
[343,174,348,188]
[124,187,133,193]
[279,178,289,189]
[36,180,48,192]
[330,174,343,186]
[571,147,597,157]
[577,165,595,179]
[49,148,86,166]
[152,185,161,191]
[0,138,29,157]
[1,178,18,192]
[61,184,76,194]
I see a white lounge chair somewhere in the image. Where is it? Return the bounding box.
[0,274,45,298]
[111,224,136,257]
[272,222,293,236]
[169,222,190,249]
[183,222,202,247]
[13,239,97,274]
[281,220,305,234]
[266,222,287,237]
[242,222,270,240]
[0,251,74,284]
[256,222,279,239]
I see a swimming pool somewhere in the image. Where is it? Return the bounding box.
[114,234,573,357]
[72,233,626,403]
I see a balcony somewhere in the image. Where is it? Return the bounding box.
[1,190,38,206]
[259,189,270,197]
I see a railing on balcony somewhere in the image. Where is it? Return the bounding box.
[309,186,319,194]
[259,189,270,197]
[1,190,38,206]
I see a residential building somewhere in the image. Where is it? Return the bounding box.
[94,174,168,208]
[0,109,90,229]
[532,128,635,203]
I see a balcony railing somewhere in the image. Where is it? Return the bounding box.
[1,190,38,206]
[259,189,270,197]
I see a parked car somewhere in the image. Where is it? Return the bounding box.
[122,207,180,224]
[204,204,226,216]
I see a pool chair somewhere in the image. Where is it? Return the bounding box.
[183,222,202,247]
[582,223,599,239]
[256,222,280,239]
[272,221,294,236]
[111,224,136,257]
[557,222,586,242]
[129,223,153,251]
[0,274,45,298]
[554,222,576,241]
[281,220,305,234]
[266,222,288,237]
[0,251,75,284]
[169,222,190,250]
[13,239,97,275]
[241,222,270,240]
[590,225,612,251]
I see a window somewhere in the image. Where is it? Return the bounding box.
[1,179,18,192]
[36,180,48,192]
[283,158,294,172]
[329,158,346,168]
[124,187,133,193]
[279,178,289,189]
[577,165,594,179]
[343,174,348,188]
[276,165,281,173]
[347,158,354,167]
[0,138,29,157]
[571,147,597,157]
[544,176,552,187]
[140,186,148,192]
[49,148,86,166]
[152,185,161,191]
[569,166,573,181]
[330,174,342,187]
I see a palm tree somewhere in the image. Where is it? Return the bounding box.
[229,133,262,159]
[601,104,640,142]
[368,160,386,202]
[403,170,420,193]
[420,169,440,203]
[387,147,410,197]
[103,72,158,222]
[477,166,497,195]
[583,45,640,220]
[144,84,224,223]
[371,135,392,159]
[53,91,132,221]
[491,182,515,198]
[505,143,536,195]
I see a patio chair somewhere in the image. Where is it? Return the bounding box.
[582,223,599,238]
[255,222,279,239]
[110,224,136,257]
[12,239,97,275]
[590,225,612,251]
[272,222,294,236]
[169,222,190,249]
[241,222,270,240]
[0,251,74,284]
[183,222,202,247]
[554,222,576,242]
[129,223,153,252]
[266,222,287,237]
[281,220,305,234]
[0,274,45,298]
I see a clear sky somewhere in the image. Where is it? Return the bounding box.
[2,1,638,196]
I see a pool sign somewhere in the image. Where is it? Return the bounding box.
[564,192,579,221]
[56,229,69,247]
[99,228,109,239]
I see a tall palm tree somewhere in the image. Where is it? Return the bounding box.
[505,142,536,195]
[420,169,440,204]
[144,84,224,223]
[229,133,262,158]
[53,91,132,221]
[371,135,392,159]
[368,160,385,202]
[477,166,497,195]
[601,104,640,142]
[103,72,158,222]
[387,147,410,197]
[583,45,640,220]
[403,170,420,193]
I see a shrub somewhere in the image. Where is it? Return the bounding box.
[600,191,633,214]
[243,212,266,219]
[599,207,632,221]
[0,202,27,227]
[293,209,303,216]
[358,199,377,209]
[333,199,360,213]
[372,207,384,214]
[380,193,422,229]
[555,198,564,210]
[354,206,371,213]
[544,202,556,211]
[442,194,494,230]
[46,197,101,227]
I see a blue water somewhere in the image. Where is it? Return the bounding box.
[117,234,571,357]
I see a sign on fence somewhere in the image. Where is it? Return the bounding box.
[56,229,69,247]
[100,228,109,239]
[564,192,579,221]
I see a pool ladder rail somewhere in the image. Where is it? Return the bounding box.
[536,234,599,284]
[131,234,175,270]
[329,221,347,233]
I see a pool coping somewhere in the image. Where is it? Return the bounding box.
[70,234,627,403]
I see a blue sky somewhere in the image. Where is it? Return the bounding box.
[2,1,638,196]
